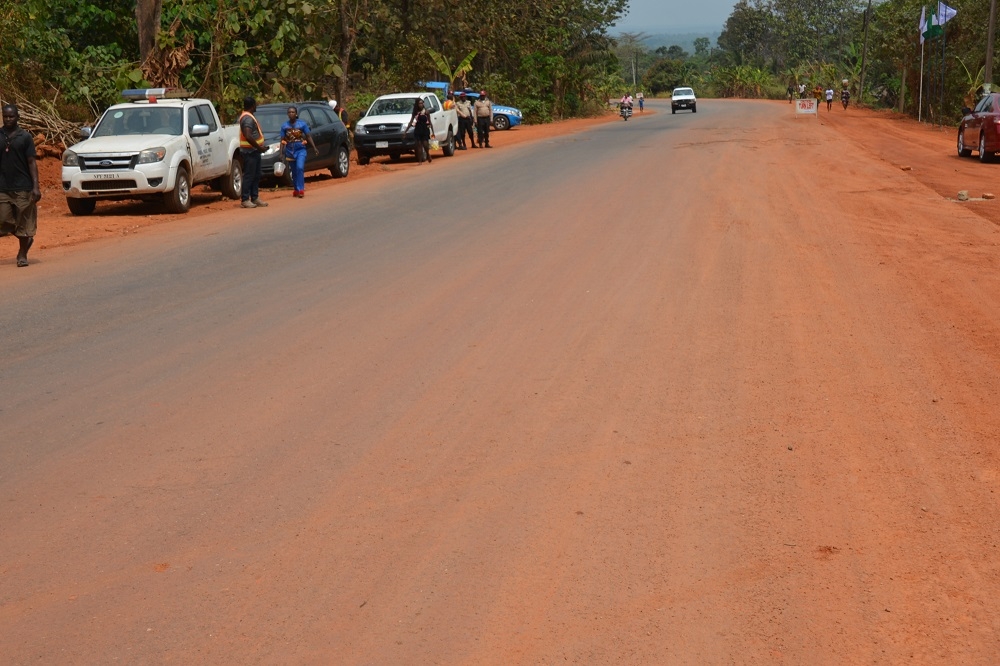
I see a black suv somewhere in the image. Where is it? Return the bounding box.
[255,102,351,183]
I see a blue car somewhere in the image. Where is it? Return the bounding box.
[457,90,522,130]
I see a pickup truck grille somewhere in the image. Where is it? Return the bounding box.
[80,154,138,171]
[365,124,404,134]
[82,179,138,191]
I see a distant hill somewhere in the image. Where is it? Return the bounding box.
[611,28,722,55]
[641,31,721,55]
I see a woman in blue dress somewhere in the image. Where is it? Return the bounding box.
[280,106,318,197]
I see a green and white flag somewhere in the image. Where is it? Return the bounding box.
[923,10,942,41]
[919,6,927,44]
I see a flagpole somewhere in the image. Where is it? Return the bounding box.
[941,4,946,128]
[919,40,925,122]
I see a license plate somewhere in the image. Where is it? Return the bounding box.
[93,172,120,179]
[376,141,389,148]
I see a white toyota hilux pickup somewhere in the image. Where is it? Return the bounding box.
[62,89,243,215]
[353,92,457,165]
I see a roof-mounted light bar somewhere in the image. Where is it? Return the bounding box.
[121,88,191,103]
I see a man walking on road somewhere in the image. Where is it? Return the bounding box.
[238,96,268,209]
[474,91,493,148]
[0,104,41,267]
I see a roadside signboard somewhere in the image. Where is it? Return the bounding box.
[795,98,817,116]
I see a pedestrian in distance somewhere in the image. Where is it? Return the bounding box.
[813,84,823,110]
[787,84,794,103]
[406,98,436,164]
[281,106,318,198]
[798,83,806,98]
[637,91,645,112]
[825,87,834,111]
[0,104,41,267]
[474,90,493,148]
[238,96,268,208]
[454,92,474,150]
[841,88,851,110]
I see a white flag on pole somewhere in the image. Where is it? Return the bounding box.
[937,2,957,26]
[919,6,927,45]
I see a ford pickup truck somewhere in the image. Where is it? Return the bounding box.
[353,92,457,165]
[62,89,243,215]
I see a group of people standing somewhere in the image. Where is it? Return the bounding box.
[787,83,851,111]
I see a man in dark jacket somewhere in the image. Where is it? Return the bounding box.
[0,104,41,267]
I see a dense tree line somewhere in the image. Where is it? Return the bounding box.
[712,0,999,121]
[0,0,627,124]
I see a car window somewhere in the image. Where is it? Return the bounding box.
[975,96,992,113]
[300,107,322,128]
[425,95,441,112]
[193,104,218,132]
[311,106,336,126]
[369,98,420,116]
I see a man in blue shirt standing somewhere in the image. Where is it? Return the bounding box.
[281,106,318,198]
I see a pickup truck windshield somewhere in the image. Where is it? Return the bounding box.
[367,98,420,116]
[93,107,184,137]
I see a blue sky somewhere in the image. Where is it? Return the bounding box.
[613,0,735,32]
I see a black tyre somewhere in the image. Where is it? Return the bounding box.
[164,166,191,213]
[980,134,993,163]
[493,115,509,131]
[672,107,676,114]
[389,153,402,163]
[221,156,242,199]
[67,197,96,216]
[330,144,350,178]
[442,129,456,156]
[692,105,697,113]
[958,130,972,157]
[357,153,371,166]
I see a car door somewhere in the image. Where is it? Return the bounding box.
[301,106,333,167]
[966,95,991,147]
[186,104,222,182]
[424,94,445,137]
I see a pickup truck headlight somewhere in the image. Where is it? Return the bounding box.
[353,124,367,135]
[264,143,280,156]
[137,147,166,164]
[63,150,79,167]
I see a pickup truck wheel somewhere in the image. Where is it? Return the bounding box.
[443,130,456,157]
[164,166,191,213]
[67,198,96,216]
[493,115,509,131]
[221,157,242,199]
[330,145,350,178]
[389,153,402,163]
[357,153,371,166]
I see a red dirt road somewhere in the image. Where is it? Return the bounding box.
[3,100,1000,663]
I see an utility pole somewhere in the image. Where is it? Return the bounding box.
[858,0,873,101]
[987,0,998,93]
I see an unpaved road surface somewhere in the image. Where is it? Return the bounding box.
[3,100,1000,663]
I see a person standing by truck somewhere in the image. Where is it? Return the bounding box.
[280,106,318,198]
[239,96,268,208]
[0,104,41,267]
[454,92,474,150]
[406,98,437,165]
[474,91,493,148]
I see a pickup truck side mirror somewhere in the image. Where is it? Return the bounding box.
[189,124,210,137]
[80,126,93,139]
[961,106,972,116]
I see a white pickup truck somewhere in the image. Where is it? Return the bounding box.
[62,89,243,215]
[353,92,457,165]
